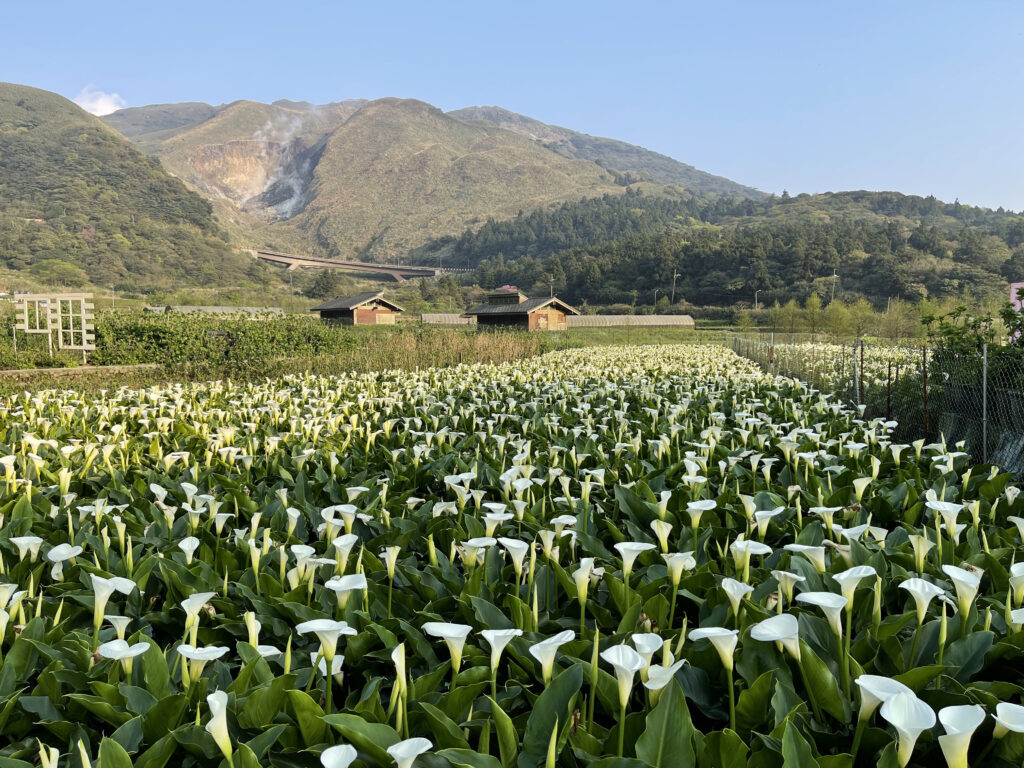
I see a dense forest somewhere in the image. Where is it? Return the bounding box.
[0,83,264,290]
[435,189,1024,308]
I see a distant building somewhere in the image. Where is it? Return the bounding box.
[463,285,580,331]
[421,313,475,326]
[310,292,405,325]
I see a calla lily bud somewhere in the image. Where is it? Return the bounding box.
[205,690,234,766]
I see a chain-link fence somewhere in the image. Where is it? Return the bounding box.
[732,335,1024,476]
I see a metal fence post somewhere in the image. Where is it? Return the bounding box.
[852,343,860,404]
[983,342,989,463]
[922,347,929,435]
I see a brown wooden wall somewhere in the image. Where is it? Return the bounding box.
[354,308,397,325]
[528,309,568,331]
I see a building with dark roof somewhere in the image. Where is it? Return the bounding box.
[310,292,405,325]
[463,286,580,331]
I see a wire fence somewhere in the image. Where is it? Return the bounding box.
[732,335,1024,476]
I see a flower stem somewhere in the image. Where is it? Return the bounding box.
[325,667,333,715]
[387,577,393,618]
[839,625,850,703]
[727,666,736,731]
[908,624,921,669]
[850,716,866,764]
[618,704,626,757]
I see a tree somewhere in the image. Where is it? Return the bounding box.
[804,294,823,335]
[824,301,851,339]
[849,298,877,339]
[306,269,346,299]
[780,299,803,335]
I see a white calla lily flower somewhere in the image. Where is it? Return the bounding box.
[749,613,801,660]
[879,692,936,768]
[386,737,433,768]
[936,704,985,768]
[528,629,575,685]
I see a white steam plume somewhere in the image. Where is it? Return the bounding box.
[73,85,127,116]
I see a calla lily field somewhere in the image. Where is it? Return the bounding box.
[2,344,1024,767]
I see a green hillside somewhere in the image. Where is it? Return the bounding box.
[439,188,1024,307]
[0,82,262,290]
[102,102,219,145]
[449,105,766,198]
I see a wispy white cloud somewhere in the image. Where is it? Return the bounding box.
[72,85,127,116]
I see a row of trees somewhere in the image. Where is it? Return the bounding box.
[747,293,1008,342]
[442,188,1024,310]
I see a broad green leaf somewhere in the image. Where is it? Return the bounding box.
[98,737,134,768]
[517,664,583,768]
[797,640,847,722]
[287,689,327,747]
[419,701,471,749]
[489,696,518,768]
[699,728,749,768]
[781,719,819,767]
[323,713,401,766]
[438,748,503,768]
[736,671,774,732]
[635,680,696,768]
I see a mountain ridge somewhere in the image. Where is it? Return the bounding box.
[448,105,766,199]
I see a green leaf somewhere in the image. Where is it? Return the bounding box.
[489,696,519,768]
[287,689,327,746]
[781,719,819,767]
[234,744,261,768]
[699,729,748,768]
[419,701,471,749]
[133,734,178,768]
[635,680,696,768]
[98,737,134,768]
[442,681,489,722]
[470,596,514,630]
[736,671,774,732]
[323,713,401,766]
[119,684,157,716]
[238,674,293,729]
[0,618,45,696]
[245,724,286,758]
[438,748,503,768]
[945,631,994,683]
[110,716,145,753]
[517,664,583,768]
[893,665,945,692]
[798,640,847,722]
[139,637,170,699]
[142,694,188,743]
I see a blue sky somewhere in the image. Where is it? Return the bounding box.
[4,1,1023,209]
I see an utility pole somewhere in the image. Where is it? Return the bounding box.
[671,270,681,304]
[754,289,761,312]
[831,270,838,303]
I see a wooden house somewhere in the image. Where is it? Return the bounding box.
[463,285,580,331]
[310,292,405,325]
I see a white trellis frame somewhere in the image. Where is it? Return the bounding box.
[13,293,95,362]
